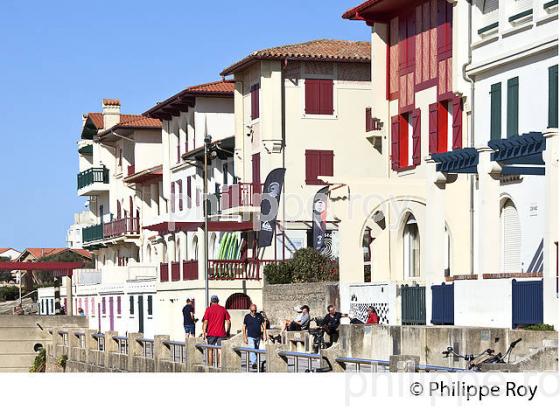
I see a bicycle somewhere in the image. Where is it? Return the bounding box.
[442,338,522,371]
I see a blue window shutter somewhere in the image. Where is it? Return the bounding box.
[549,65,558,128]
[507,77,519,138]
[490,82,502,140]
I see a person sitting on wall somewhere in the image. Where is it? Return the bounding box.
[321,305,343,343]
[78,308,85,317]
[366,306,380,325]
[283,305,310,331]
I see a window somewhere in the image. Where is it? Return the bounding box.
[391,109,421,170]
[225,293,252,310]
[101,297,106,315]
[250,83,260,120]
[549,65,558,128]
[91,298,95,316]
[403,215,420,278]
[305,79,334,115]
[177,180,183,211]
[429,97,462,154]
[490,82,502,140]
[305,150,334,185]
[501,199,521,272]
[147,295,153,316]
[170,182,176,213]
[437,0,453,59]
[399,10,416,72]
[507,77,519,137]
[117,296,121,315]
[187,177,192,209]
[176,126,181,163]
[363,228,373,283]
[129,296,134,315]
[223,163,229,185]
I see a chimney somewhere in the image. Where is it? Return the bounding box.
[102,98,121,129]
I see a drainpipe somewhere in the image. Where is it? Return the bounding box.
[461,0,475,276]
[281,59,287,261]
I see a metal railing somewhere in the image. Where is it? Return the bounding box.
[196,343,223,369]
[77,167,109,190]
[113,336,129,355]
[103,217,140,238]
[278,351,327,373]
[164,341,186,364]
[138,338,154,359]
[74,331,86,349]
[336,357,391,373]
[417,363,468,373]
[183,260,198,280]
[234,346,267,373]
[58,330,69,346]
[220,183,257,210]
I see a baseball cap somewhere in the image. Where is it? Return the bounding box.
[211,295,219,303]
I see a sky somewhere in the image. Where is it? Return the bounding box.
[0,0,369,250]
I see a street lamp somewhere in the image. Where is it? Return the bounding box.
[203,135,214,308]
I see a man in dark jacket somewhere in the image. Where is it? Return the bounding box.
[182,299,195,337]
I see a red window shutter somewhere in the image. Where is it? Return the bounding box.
[252,153,261,193]
[170,182,175,213]
[305,79,333,115]
[399,17,407,70]
[391,115,401,171]
[305,150,320,184]
[437,101,448,152]
[429,103,439,154]
[365,107,372,132]
[177,180,183,211]
[407,12,416,69]
[437,0,452,59]
[320,80,334,114]
[412,109,421,165]
[320,151,334,179]
[251,83,260,120]
[452,96,463,150]
[187,176,192,208]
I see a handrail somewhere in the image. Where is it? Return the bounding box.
[196,343,223,350]
[137,338,154,343]
[92,333,105,339]
[163,340,186,347]
[112,335,129,341]
[336,357,390,366]
[417,363,468,372]
[234,346,266,354]
[278,351,320,359]
[74,331,85,337]
[58,330,69,336]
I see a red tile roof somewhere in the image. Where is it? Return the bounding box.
[86,113,158,131]
[144,80,234,118]
[220,39,371,76]
[0,248,18,253]
[342,0,410,22]
[18,248,92,261]
[123,164,163,184]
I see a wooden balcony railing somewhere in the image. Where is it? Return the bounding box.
[220,183,257,210]
[183,260,198,280]
[77,167,109,190]
[103,217,140,238]
[160,263,169,282]
[171,262,180,281]
[208,259,280,280]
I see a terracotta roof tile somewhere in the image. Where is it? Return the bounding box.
[143,80,234,118]
[221,39,371,76]
[18,248,92,261]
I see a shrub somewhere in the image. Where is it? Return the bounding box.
[264,248,339,284]
[264,262,293,284]
[523,323,555,331]
[0,286,19,302]
[29,348,46,373]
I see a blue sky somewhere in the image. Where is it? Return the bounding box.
[0,0,368,250]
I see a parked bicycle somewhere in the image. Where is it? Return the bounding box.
[442,338,522,371]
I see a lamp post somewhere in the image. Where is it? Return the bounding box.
[203,135,212,308]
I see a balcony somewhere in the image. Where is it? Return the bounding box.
[208,259,279,281]
[220,183,258,212]
[160,263,169,282]
[77,167,109,196]
[82,223,104,243]
[103,217,140,238]
[171,262,180,281]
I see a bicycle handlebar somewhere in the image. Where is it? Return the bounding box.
[510,338,522,348]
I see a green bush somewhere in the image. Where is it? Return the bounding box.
[523,323,555,331]
[0,286,19,302]
[29,348,46,373]
[264,248,339,284]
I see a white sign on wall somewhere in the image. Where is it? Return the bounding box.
[346,283,397,325]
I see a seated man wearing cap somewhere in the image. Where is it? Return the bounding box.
[202,295,231,367]
[283,305,310,331]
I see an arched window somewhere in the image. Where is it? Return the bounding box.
[192,236,199,260]
[444,224,451,276]
[116,200,122,220]
[146,244,152,264]
[403,214,420,278]
[176,238,182,262]
[362,228,373,282]
[501,199,521,272]
[162,241,168,263]
[225,293,252,310]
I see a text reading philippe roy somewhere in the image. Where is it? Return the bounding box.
[412,381,538,401]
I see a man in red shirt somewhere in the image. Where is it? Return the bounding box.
[202,295,231,367]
